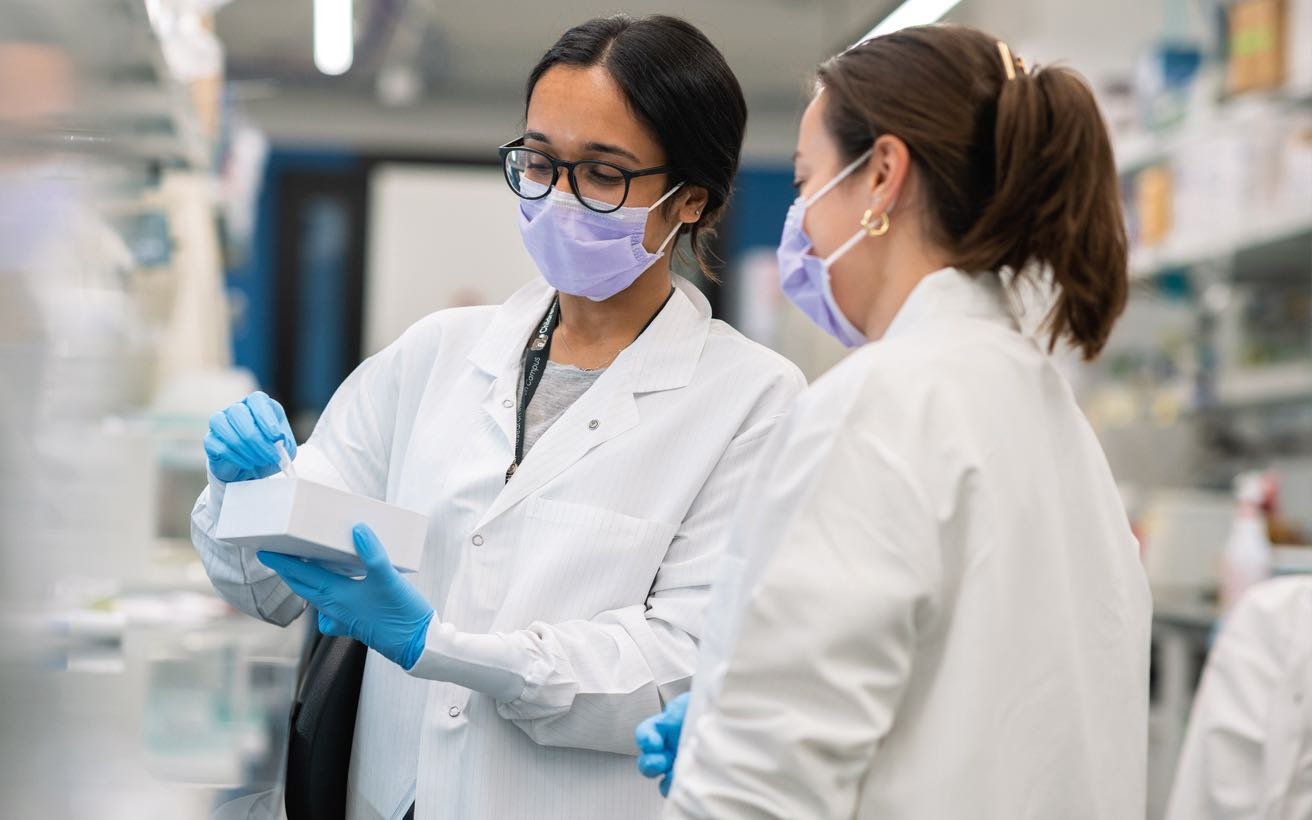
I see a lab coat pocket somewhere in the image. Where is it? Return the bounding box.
[517,495,680,622]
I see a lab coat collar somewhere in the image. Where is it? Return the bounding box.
[468,275,711,528]
[616,275,711,394]
[466,274,710,394]
[466,279,556,379]
[882,267,1020,340]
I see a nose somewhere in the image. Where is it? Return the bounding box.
[553,169,576,196]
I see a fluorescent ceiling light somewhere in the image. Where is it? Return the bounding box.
[314,0,354,76]
[859,0,963,42]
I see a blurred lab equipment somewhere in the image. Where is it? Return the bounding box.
[1142,488,1234,593]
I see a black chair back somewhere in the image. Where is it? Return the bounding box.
[284,633,368,820]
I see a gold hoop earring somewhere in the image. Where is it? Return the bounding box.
[861,209,890,237]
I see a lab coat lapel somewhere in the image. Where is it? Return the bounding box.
[478,379,640,525]
[467,279,557,448]
[475,277,710,527]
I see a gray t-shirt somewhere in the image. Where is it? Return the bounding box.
[521,360,604,456]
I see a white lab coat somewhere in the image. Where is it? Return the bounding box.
[191,276,805,820]
[667,268,1153,820]
[1166,576,1312,820]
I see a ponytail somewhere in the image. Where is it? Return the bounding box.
[817,25,1128,360]
[957,66,1127,359]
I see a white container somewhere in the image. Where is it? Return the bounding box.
[1219,473,1273,615]
[214,477,427,575]
[1289,0,1312,95]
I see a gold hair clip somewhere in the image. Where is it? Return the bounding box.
[996,41,1019,80]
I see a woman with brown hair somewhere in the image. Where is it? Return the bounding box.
[637,24,1151,819]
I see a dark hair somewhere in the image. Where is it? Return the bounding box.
[816,25,1127,360]
[526,15,748,279]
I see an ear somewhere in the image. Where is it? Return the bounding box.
[675,185,709,224]
[863,134,911,211]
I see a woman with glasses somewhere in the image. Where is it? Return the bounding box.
[189,14,803,820]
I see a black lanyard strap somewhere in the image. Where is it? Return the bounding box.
[507,295,560,483]
[505,286,676,484]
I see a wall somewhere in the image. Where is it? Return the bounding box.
[363,162,539,355]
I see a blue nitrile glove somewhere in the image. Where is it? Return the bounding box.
[257,523,434,670]
[635,692,690,797]
[204,391,298,483]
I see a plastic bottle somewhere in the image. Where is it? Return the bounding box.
[1219,471,1273,616]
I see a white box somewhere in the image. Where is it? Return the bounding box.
[214,477,427,575]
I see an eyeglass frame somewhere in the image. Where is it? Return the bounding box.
[498,137,677,214]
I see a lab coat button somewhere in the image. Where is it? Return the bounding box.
[449,706,461,718]
[471,534,484,547]
[502,399,513,408]
[588,419,599,430]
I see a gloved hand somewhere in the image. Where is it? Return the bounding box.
[635,692,690,797]
[257,523,434,670]
[204,391,298,483]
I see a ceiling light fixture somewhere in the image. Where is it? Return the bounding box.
[858,0,962,42]
[313,0,353,76]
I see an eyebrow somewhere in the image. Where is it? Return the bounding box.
[522,131,642,164]
[583,141,641,163]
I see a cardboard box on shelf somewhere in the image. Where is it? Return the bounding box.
[214,477,428,576]
[1227,0,1287,94]
[1135,165,1174,246]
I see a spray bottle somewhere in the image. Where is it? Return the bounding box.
[1219,471,1273,616]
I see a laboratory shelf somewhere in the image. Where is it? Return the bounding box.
[1129,210,1312,281]
[1209,362,1312,409]
[1115,87,1312,175]
[44,0,215,171]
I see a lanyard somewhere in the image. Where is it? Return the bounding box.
[506,287,676,484]
[507,295,561,483]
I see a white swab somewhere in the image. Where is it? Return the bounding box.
[275,440,298,479]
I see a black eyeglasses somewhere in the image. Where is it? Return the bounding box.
[498,138,675,214]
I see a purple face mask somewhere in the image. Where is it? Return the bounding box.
[517,178,684,301]
[776,149,877,348]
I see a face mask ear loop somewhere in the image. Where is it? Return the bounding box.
[803,148,873,208]
[655,220,683,256]
[822,226,869,267]
[646,181,688,256]
[647,181,686,213]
